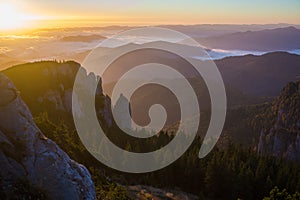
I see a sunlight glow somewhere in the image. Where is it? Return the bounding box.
[0,3,37,31]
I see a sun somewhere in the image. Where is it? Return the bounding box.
[0,3,32,31]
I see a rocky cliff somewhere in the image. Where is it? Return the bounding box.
[0,73,96,199]
[258,81,300,160]
[3,61,113,128]
[113,94,132,130]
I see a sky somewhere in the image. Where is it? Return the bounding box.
[1,0,300,30]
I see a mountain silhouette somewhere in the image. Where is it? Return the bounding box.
[198,26,300,51]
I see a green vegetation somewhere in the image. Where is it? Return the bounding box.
[3,61,299,199]
[128,142,300,200]
[263,186,300,200]
[34,113,131,200]
[34,112,300,200]
[89,167,131,200]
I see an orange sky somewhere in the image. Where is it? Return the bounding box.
[0,0,300,32]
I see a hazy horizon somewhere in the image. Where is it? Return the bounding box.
[1,0,300,33]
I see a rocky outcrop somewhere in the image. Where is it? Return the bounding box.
[3,61,113,128]
[0,73,96,199]
[258,81,300,160]
[113,94,132,130]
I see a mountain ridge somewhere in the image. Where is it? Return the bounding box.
[198,26,300,51]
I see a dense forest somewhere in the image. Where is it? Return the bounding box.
[2,61,299,199]
[32,110,300,200]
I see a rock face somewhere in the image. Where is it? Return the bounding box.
[258,81,300,160]
[3,61,113,128]
[0,73,96,199]
[113,94,132,130]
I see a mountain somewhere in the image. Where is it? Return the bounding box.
[102,52,299,126]
[1,60,202,199]
[2,61,113,128]
[216,52,300,97]
[4,51,298,131]
[1,58,299,199]
[92,41,299,97]
[60,34,106,42]
[159,24,300,38]
[0,73,95,199]
[198,26,300,51]
[258,81,300,160]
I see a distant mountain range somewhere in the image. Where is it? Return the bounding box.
[1,25,300,71]
[60,34,106,42]
[197,26,300,51]
[99,48,299,96]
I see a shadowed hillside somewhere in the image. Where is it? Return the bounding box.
[198,26,300,51]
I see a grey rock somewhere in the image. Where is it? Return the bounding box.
[0,73,96,200]
[258,81,300,161]
[113,93,132,130]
